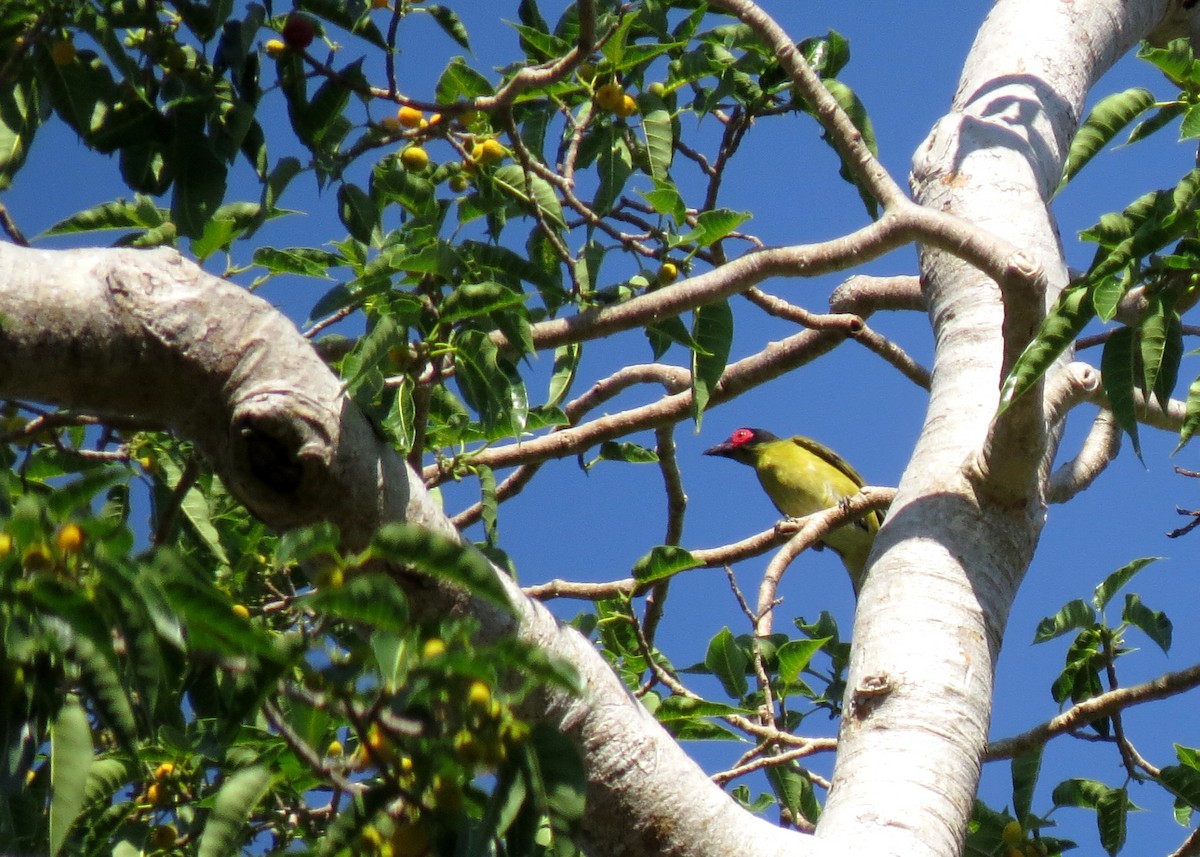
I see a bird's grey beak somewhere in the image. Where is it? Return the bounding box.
[703,443,731,458]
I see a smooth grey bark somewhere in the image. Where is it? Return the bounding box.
[817,2,1184,856]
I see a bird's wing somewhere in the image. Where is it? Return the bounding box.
[788,436,867,488]
[788,435,883,530]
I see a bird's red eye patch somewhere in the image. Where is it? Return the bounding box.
[730,428,755,444]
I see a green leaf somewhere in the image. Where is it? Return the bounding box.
[1176,372,1200,452]
[593,130,633,216]
[1101,326,1142,461]
[639,92,673,180]
[275,521,341,566]
[1146,303,1182,408]
[50,695,93,857]
[641,177,687,226]
[421,5,471,50]
[303,572,410,633]
[631,545,701,584]
[1011,747,1043,823]
[1176,744,1200,771]
[30,579,138,748]
[435,56,494,104]
[652,696,750,723]
[593,440,659,466]
[44,195,166,235]
[1182,103,1200,139]
[676,209,751,249]
[1128,102,1184,144]
[821,78,879,217]
[452,329,528,434]
[370,522,512,612]
[1032,599,1097,643]
[1092,556,1160,611]
[171,105,228,239]
[1096,786,1129,857]
[646,314,709,356]
[1160,764,1200,809]
[1000,285,1094,409]
[83,756,137,809]
[1058,88,1155,193]
[488,163,566,230]
[1138,38,1199,88]
[155,455,229,567]
[776,638,829,685]
[547,342,581,409]
[441,281,529,324]
[1052,777,1113,809]
[46,465,129,517]
[704,627,749,699]
[375,165,442,223]
[340,314,401,395]
[765,764,821,825]
[197,766,274,857]
[478,464,499,547]
[159,561,286,663]
[0,81,39,190]
[800,29,850,78]
[337,182,378,244]
[1092,275,1126,322]
[1122,593,1172,653]
[253,246,340,278]
[690,299,733,426]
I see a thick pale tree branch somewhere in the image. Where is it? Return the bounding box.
[1046,408,1122,505]
[828,274,924,313]
[0,241,801,857]
[819,3,1187,856]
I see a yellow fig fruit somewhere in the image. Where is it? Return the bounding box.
[595,82,624,112]
[401,146,430,170]
[398,105,423,128]
[55,523,84,555]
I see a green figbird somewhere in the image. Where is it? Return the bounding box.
[703,427,881,593]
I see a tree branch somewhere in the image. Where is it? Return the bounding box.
[986,661,1200,760]
[0,242,801,857]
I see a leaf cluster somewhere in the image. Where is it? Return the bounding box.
[0,425,583,856]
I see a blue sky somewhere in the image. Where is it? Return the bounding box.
[7,1,1200,851]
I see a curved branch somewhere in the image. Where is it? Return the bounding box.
[1046,410,1121,505]
[706,0,908,210]
[755,488,896,636]
[0,242,802,857]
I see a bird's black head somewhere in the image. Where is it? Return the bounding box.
[702,427,779,462]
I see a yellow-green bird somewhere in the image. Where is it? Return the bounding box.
[703,427,881,593]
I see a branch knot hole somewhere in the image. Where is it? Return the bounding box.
[233,412,305,495]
